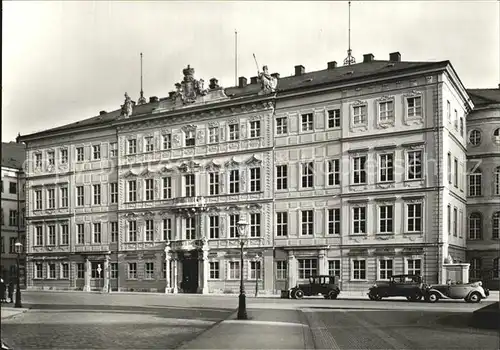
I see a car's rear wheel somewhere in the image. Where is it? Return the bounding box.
[328,291,338,300]
[467,292,482,303]
[426,292,440,303]
[290,289,297,299]
[407,292,423,302]
[294,289,304,300]
[369,292,382,301]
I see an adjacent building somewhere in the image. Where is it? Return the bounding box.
[19,52,481,293]
[1,141,26,284]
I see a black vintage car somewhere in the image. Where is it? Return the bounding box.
[368,274,425,301]
[289,275,341,300]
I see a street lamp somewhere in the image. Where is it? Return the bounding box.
[14,241,23,308]
[236,219,248,320]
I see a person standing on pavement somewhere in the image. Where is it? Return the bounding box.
[0,278,5,303]
[7,280,14,303]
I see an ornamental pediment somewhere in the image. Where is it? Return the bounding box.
[245,155,262,166]
[225,157,240,168]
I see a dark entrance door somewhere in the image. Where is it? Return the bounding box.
[181,252,199,293]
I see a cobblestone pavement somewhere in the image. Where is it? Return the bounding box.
[302,308,500,350]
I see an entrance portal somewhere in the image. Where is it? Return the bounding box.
[180,251,199,293]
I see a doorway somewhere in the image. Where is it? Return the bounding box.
[181,253,199,293]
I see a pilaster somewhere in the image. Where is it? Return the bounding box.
[83,258,91,292]
[164,246,171,293]
[103,255,110,293]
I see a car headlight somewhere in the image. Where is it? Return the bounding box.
[372,284,377,288]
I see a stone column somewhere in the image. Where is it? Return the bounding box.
[172,257,179,294]
[83,258,91,292]
[318,249,327,275]
[164,246,171,293]
[176,216,182,240]
[103,255,110,293]
[287,253,296,289]
[199,246,209,294]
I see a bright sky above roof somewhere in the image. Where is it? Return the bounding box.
[2,1,499,142]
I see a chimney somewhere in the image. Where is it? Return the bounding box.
[295,65,305,76]
[363,53,375,63]
[149,96,159,103]
[389,52,401,62]
[250,76,258,84]
[99,111,107,115]
[271,73,280,79]
[238,77,247,88]
[327,61,337,70]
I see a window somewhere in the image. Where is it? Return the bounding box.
[163,134,172,149]
[352,105,367,125]
[459,117,464,137]
[229,170,240,194]
[110,222,118,243]
[163,218,172,241]
[92,145,101,160]
[447,153,452,184]
[208,127,219,143]
[77,224,85,244]
[128,139,137,154]
[93,223,101,243]
[379,205,393,233]
[228,124,239,141]
[8,182,17,195]
[493,128,500,144]
[353,156,367,184]
[9,210,17,227]
[76,147,84,162]
[60,187,68,208]
[447,205,452,235]
[469,213,482,240]
[229,214,239,238]
[47,188,55,209]
[276,165,288,190]
[61,224,69,245]
[454,158,458,187]
[276,261,287,280]
[378,260,393,280]
[111,263,118,279]
[328,260,341,278]
[110,183,118,204]
[250,213,261,237]
[110,142,118,157]
[353,206,366,234]
[77,263,84,279]
[128,221,137,242]
[249,261,261,280]
[60,149,68,164]
[407,259,421,276]
[493,258,499,278]
[185,174,195,197]
[9,238,16,253]
[468,168,482,196]
[379,154,394,182]
[145,179,154,201]
[145,262,154,279]
[298,259,317,279]
[378,101,394,122]
[128,263,137,279]
[454,110,458,129]
[328,209,340,235]
[407,203,422,232]
[352,260,366,280]
[301,210,314,235]
[145,220,154,241]
[328,159,340,186]
[35,190,43,210]
[469,258,481,280]
[494,167,500,196]
[47,151,55,166]
[61,263,69,279]
[447,100,451,122]
[228,261,240,279]
[301,162,314,188]
[493,212,500,239]
[35,153,42,167]
[35,226,43,245]
[35,263,43,279]
[48,225,56,245]
[301,113,314,131]
[249,120,261,138]
[185,130,196,147]
[93,184,101,205]
[128,180,137,202]
[76,186,84,206]
[469,130,481,146]
[208,216,220,239]
[145,136,154,152]
[209,172,219,195]
[276,117,288,134]
[328,109,340,128]
[407,150,423,180]
[407,96,422,118]
[185,217,196,240]
[48,263,56,279]
[276,212,288,237]
[209,262,220,279]
[249,167,261,192]
[162,177,172,199]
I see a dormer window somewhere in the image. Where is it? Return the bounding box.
[185,130,196,147]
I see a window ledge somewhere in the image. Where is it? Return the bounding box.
[404,231,423,235]
[349,279,368,282]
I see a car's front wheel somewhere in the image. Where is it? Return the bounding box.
[426,292,440,303]
[368,292,382,301]
[294,289,304,300]
[467,292,482,303]
[407,292,423,302]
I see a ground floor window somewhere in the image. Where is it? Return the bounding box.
[407,259,421,276]
[209,262,220,279]
[48,263,56,279]
[276,261,287,280]
[352,259,366,280]
[61,263,69,279]
[128,262,137,279]
[35,263,43,279]
[110,263,118,279]
[145,262,154,279]
[77,263,84,279]
[378,259,393,280]
[328,260,341,277]
[298,259,317,279]
[228,261,240,280]
[249,261,261,280]
[91,262,103,279]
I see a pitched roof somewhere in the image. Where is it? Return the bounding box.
[1,142,26,170]
[467,88,500,106]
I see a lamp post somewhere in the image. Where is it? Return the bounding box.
[14,241,23,308]
[236,219,248,320]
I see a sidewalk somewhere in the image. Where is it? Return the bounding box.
[1,306,30,319]
[177,309,314,350]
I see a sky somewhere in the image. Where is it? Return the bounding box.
[2,1,499,142]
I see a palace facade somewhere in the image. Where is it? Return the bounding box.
[19,52,490,293]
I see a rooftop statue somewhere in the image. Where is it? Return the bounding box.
[172,65,208,104]
[120,92,133,118]
[258,65,278,95]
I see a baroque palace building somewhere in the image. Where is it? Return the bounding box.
[19,51,491,293]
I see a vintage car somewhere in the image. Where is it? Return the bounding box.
[423,281,489,303]
[287,275,341,300]
[368,274,425,301]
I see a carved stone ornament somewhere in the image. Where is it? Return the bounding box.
[225,157,240,169]
[178,160,201,173]
[161,128,171,135]
[142,211,155,218]
[208,121,219,128]
[182,124,198,133]
[247,203,262,213]
[258,65,278,95]
[120,92,134,118]
[226,206,240,214]
[352,99,366,107]
[245,155,262,166]
[171,65,208,104]
[140,168,155,177]
[228,118,237,125]
[125,213,136,219]
[205,160,220,171]
[122,170,137,179]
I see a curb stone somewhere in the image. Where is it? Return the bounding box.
[0,307,30,320]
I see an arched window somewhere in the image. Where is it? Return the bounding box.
[493,258,499,278]
[469,129,482,146]
[469,258,482,280]
[469,213,482,240]
[468,168,482,197]
[493,212,500,239]
[494,167,500,196]
[493,128,500,145]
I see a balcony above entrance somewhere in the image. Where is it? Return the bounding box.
[169,238,207,252]
[172,196,207,216]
